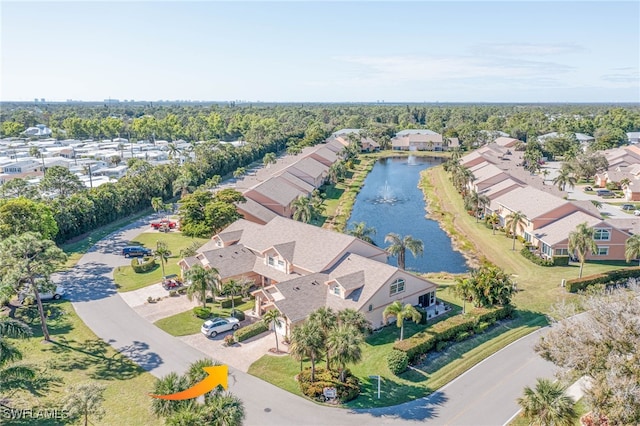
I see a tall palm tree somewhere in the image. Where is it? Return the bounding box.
[327,325,363,382]
[155,241,171,278]
[450,276,474,314]
[308,307,337,370]
[336,308,370,335]
[468,191,490,222]
[347,222,377,244]
[151,197,164,215]
[261,309,283,353]
[384,233,424,270]
[382,301,422,341]
[568,222,597,278]
[222,279,243,311]
[291,195,312,224]
[552,167,577,192]
[185,265,220,308]
[327,160,347,184]
[517,378,577,426]
[289,321,324,381]
[505,211,527,251]
[625,234,640,266]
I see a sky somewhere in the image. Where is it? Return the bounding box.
[1,1,639,103]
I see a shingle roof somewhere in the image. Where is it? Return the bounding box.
[217,230,243,243]
[273,273,329,323]
[278,171,316,193]
[287,157,328,180]
[198,245,258,279]
[480,178,523,199]
[248,176,307,207]
[534,212,603,246]
[494,186,568,219]
[396,129,439,136]
[334,271,365,292]
[236,198,279,224]
[272,242,296,263]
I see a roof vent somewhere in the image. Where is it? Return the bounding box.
[293,286,300,291]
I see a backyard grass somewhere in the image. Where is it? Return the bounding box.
[154,300,255,336]
[422,166,630,314]
[113,232,208,292]
[3,301,159,425]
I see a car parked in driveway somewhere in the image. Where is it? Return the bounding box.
[622,204,636,211]
[122,246,153,258]
[584,186,593,191]
[596,189,614,198]
[200,317,240,337]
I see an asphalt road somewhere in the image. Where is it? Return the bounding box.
[55,217,556,425]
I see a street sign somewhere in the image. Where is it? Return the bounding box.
[323,387,337,399]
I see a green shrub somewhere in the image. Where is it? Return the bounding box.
[169,290,177,297]
[456,331,471,342]
[230,309,245,321]
[193,307,211,319]
[566,267,640,293]
[220,297,243,309]
[386,350,409,375]
[520,247,554,266]
[415,306,427,325]
[177,287,187,294]
[297,368,360,402]
[552,255,570,266]
[131,256,157,273]
[234,321,268,342]
[474,321,490,334]
[435,341,447,352]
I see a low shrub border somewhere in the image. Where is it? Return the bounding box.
[393,305,514,363]
[520,248,553,266]
[193,307,211,319]
[131,256,156,273]
[220,297,244,309]
[234,321,268,342]
[566,266,640,292]
[298,368,360,402]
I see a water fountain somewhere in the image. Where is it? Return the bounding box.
[374,180,398,204]
[407,154,417,166]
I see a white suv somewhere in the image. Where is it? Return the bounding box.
[18,286,66,304]
[200,317,240,337]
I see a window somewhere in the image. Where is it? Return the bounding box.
[267,256,274,266]
[594,229,611,241]
[278,260,285,268]
[596,246,609,256]
[429,291,435,305]
[216,239,222,247]
[389,279,405,296]
[333,286,341,296]
[555,248,569,256]
[368,304,372,312]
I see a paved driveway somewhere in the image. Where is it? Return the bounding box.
[55,216,556,425]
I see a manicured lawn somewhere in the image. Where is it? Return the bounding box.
[154,300,255,336]
[4,301,159,425]
[423,167,630,314]
[113,232,208,292]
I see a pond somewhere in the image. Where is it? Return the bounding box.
[347,156,468,273]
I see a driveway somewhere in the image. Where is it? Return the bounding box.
[55,216,557,425]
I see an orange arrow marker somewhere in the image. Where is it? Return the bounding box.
[149,365,228,400]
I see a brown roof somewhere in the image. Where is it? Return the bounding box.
[198,245,258,279]
[273,273,329,322]
[494,186,568,219]
[534,212,604,246]
[236,198,279,224]
[246,176,307,207]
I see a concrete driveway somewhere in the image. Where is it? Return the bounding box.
[55,216,557,425]
[566,184,632,219]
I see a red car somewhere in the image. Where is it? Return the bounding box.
[150,219,177,230]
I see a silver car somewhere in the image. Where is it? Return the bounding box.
[18,285,66,304]
[200,317,240,337]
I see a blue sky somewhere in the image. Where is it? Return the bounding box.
[1,1,639,102]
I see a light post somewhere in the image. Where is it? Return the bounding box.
[368,375,380,399]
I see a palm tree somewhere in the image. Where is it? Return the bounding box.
[63,383,106,426]
[347,222,376,244]
[486,212,500,235]
[289,321,324,381]
[568,222,597,278]
[155,241,171,278]
[261,309,283,353]
[384,233,424,270]
[291,195,312,223]
[151,372,193,417]
[552,167,577,192]
[625,234,640,266]
[185,265,220,308]
[451,276,474,314]
[205,175,221,190]
[336,308,370,335]
[222,279,243,311]
[382,301,422,341]
[517,378,577,426]
[201,391,245,426]
[233,167,246,179]
[0,317,36,396]
[263,152,276,168]
[186,358,221,386]
[505,211,527,251]
[327,325,363,382]
[327,160,347,184]
[468,191,490,222]
[308,307,337,370]
[151,197,164,216]
[590,200,603,210]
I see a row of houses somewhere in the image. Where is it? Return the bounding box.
[178,216,438,336]
[460,142,638,261]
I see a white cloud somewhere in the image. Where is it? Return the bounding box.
[472,43,587,57]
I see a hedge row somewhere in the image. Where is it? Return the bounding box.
[220,297,244,309]
[520,248,570,267]
[131,256,156,273]
[234,321,268,342]
[566,267,640,293]
[393,305,514,363]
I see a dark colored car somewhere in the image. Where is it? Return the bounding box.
[122,246,153,258]
[596,189,614,198]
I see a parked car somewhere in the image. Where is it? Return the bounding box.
[622,204,635,211]
[200,317,240,337]
[150,219,177,230]
[122,246,153,258]
[634,210,640,216]
[18,285,66,304]
[596,189,614,198]
[162,274,183,290]
[584,186,593,191]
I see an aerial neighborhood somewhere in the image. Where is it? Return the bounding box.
[1,102,640,426]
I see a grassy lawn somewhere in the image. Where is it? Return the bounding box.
[154,300,255,336]
[422,166,630,314]
[113,232,208,292]
[4,301,159,425]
